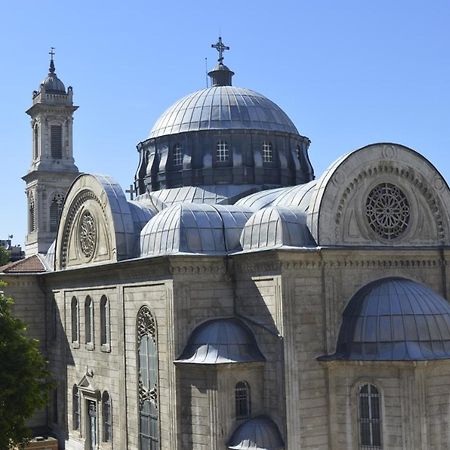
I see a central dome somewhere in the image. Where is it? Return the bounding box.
[149,86,299,139]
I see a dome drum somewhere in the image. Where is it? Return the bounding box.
[137,129,312,193]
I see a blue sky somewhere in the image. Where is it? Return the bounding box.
[1,1,449,247]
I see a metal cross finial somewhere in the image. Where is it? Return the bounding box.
[49,47,56,73]
[126,184,136,200]
[211,37,230,64]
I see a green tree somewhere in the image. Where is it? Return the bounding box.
[0,246,10,265]
[0,281,52,449]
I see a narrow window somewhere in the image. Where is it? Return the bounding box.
[34,125,39,160]
[100,295,110,347]
[137,306,159,450]
[359,384,382,449]
[73,385,80,430]
[262,141,273,163]
[50,193,64,232]
[85,296,93,345]
[71,297,79,343]
[235,381,251,419]
[51,125,63,159]
[102,391,112,442]
[29,193,35,232]
[51,297,57,341]
[53,388,58,424]
[172,144,183,167]
[216,140,229,162]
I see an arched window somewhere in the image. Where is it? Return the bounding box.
[137,306,159,450]
[50,193,64,232]
[262,141,273,163]
[29,193,35,232]
[85,296,93,346]
[235,381,251,419]
[34,125,39,160]
[102,391,112,442]
[51,125,62,159]
[172,144,183,167]
[100,295,110,347]
[72,385,80,430]
[358,384,382,449]
[71,297,79,343]
[216,140,229,162]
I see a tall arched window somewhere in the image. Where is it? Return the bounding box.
[71,297,79,343]
[216,140,229,162]
[51,125,63,159]
[137,306,159,450]
[172,144,183,167]
[235,381,251,419]
[29,193,35,232]
[100,295,110,348]
[102,391,112,442]
[85,296,93,346]
[72,385,80,430]
[358,383,382,449]
[262,141,273,163]
[34,125,39,160]
[50,193,64,232]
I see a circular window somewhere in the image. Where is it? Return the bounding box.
[366,183,410,239]
[79,210,97,258]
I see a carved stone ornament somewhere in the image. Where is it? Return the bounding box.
[79,210,97,258]
[366,183,410,240]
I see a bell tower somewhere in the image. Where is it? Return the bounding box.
[23,49,79,256]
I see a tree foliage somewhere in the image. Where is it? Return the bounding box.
[0,281,52,449]
[0,246,10,266]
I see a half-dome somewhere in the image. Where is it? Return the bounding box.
[327,277,450,361]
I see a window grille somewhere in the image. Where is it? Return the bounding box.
[29,194,35,232]
[359,384,382,449]
[102,391,112,442]
[262,141,273,163]
[73,385,80,430]
[71,297,79,343]
[100,296,110,346]
[137,306,159,450]
[85,296,93,345]
[34,125,39,159]
[235,381,251,419]
[173,144,183,167]
[216,141,229,162]
[51,125,63,159]
[50,193,64,232]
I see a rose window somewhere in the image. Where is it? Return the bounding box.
[366,183,410,239]
[79,210,97,258]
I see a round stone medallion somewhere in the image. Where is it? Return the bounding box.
[79,210,97,258]
[365,183,410,240]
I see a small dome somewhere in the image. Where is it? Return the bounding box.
[41,73,66,93]
[149,86,299,138]
[227,416,285,450]
[329,277,450,361]
[176,318,265,364]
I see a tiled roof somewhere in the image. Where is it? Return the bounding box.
[0,255,46,273]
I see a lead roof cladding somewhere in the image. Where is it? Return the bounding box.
[148,86,299,138]
[227,416,285,450]
[176,318,265,364]
[326,277,450,361]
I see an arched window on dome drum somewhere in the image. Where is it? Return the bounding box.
[50,193,64,232]
[137,306,159,450]
[29,193,35,232]
[100,295,110,347]
[172,144,183,167]
[262,141,273,163]
[51,125,63,159]
[235,381,251,419]
[102,391,112,442]
[85,296,93,346]
[72,385,80,430]
[358,384,382,449]
[216,140,229,162]
[34,125,39,160]
[71,297,79,343]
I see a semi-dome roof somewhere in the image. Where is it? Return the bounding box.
[327,277,450,361]
[149,86,299,138]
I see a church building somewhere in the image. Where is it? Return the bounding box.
[3,38,450,450]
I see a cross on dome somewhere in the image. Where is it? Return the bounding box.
[211,37,230,64]
[49,47,56,73]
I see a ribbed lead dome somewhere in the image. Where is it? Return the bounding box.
[149,86,299,138]
[330,277,450,361]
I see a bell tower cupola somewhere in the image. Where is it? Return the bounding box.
[23,48,79,256]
